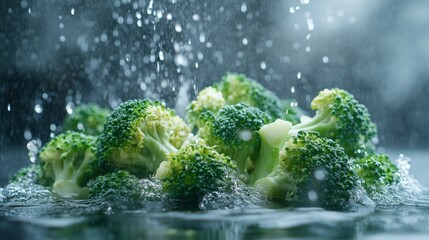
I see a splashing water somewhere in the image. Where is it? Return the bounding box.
[26,139,40,163]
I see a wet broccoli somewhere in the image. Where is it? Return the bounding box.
[215,73,302,123]
[63,103,110,136]
[186,87,226,129]
[89,170,143,202]
[353,153,400,195]
[155,143,239,204]
[95,99,191,178]
[197,103,272,177]
[290,88,377,157]
[9,164,43,185]
[39,131,97,199]
[254,131,360,209]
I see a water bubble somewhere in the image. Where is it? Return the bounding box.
[49,124,56,131]
[34,104,43,114]
[27,140,40,163]
[314,169,326,180]
[322,56,329,63]
[100,34,108,42]
[42,93,48,99]
[59,23,64,29]
[60,36,66,42]
[308,190,318,202]
[238,130,252,141]
[77,123,84,130]
[265,40,273,48]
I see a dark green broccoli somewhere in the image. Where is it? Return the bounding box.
[254,131,360,209]
[197,103,272,177]
[290,88,377,157]
[353,153,400,195]
[63,103,110,136]
[155,143,239,204]
[9,164,43,185]
[95,99,191,178]
[89,170,143,202]
[39,131,97,199]
[215,73,301,123]
[186,86,227,129]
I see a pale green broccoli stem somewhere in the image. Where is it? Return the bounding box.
[289,106,335,136]
[51,152,94,199]
[254,170,296,200]
[249,120,292,184]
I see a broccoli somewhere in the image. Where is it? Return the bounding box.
[215,73,301,123]
[89,170,143,202]
[155,143,239,204]
[95,99,191,178]
[290,88,377,157]
[353,153,400,195]
[63,103,110,136]
[9,164,43,185]
[39,131,97,199]
[254,131,360,209]
[197,103,272,177]
[186,87,226,129]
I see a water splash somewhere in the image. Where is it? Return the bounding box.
[27,139,40,163]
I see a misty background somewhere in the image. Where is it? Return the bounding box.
[1,0,428,178]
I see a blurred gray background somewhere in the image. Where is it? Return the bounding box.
[1,0,428,183]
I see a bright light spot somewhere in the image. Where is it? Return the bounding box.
[238,130,253,141]
[192,14,200,21]
[314,169,326,180]
[7,104,11,111]
[66,103,73,114]
[42,93,48,99]
[242,38,248,45]
[291,86,295,93]
[289,7,295,13]
[241,3,247,12]
[100,33,108,42]
[305,46,311,52]
[49,124,56,131]
[300,0,310,4]
[297,72,302,79]
[308,190,318,202]
[24,130,32,140]
[166,13,172,20]
[71,8,75,15]
[260,62,267,70]
[307,18,315,31]
[27,139,40,163]
[322,56,329,63]
[265,40,273,48]
[60,36,66,42]
[34,104,43,114]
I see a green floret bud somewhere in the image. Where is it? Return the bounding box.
[255,131,360,209]
[95,99,189,178]
[290,88,378,157]
[353,154,400,195]
[9,164,43,185]
[215,73,299,121]
[186,87,226,129]
[63,103,110,136]
[197,103,272,177]
[155,143,239,204]
[89,170,143,202]
[39,131,97,199]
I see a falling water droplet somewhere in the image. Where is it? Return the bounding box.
[297,72,302,79]
[27,140,40,163]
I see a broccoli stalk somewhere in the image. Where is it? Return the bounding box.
[39,131,97,199]
[249,119,292,184]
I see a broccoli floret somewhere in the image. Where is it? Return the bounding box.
[95,99,191,178]
[39,131,97,199]
[197,103,272,177]
[254,131,360,209]
[89,170,143,201]
[353,154,400,195]
[9,164,43,185]
[215,73,300,122]
[282,100,306,125]
[290,88,377,157]
[63,103,110,136]
[155,143,239,204]
[186,87,226,129]
[248,119,292,183]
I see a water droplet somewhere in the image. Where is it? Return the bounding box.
[238,130,252,141]
[175,23,182,32]
[297,72,302,79]
[192,14,200,21]
[300,0,310,4]
[322,56,329,63]
[21,1,28,8]
[71,8,75,15]
[49,124,56,131]
[289,7,295,13]
[308,190,318,202]
[60,36,66,42]
[24,129,32,140]
[305,46,311,52]
[77,123,84,130]
[291,86,295,93]
[7,104,11,111]
[34,104,43,114]
[307,18,315,31]
[242,38,248,45]
[314,169,326,180]
[241,3,247,13]
[166,13,172,20]
[66,103,74,114]
[27,140,40,163]
[260,62,267,70]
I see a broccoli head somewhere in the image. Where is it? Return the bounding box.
[9,164,44,185]
[63,103,110,136]
[89,170,143,202]
[197,103,272,177]
[95,99,191,178]
[290,88,377,157]
[215,73,301,122]
[155,143,239,204]
[39,131,97,199]
[353,153,400,195]
[186,87,226,129]
[254,131,360,209]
